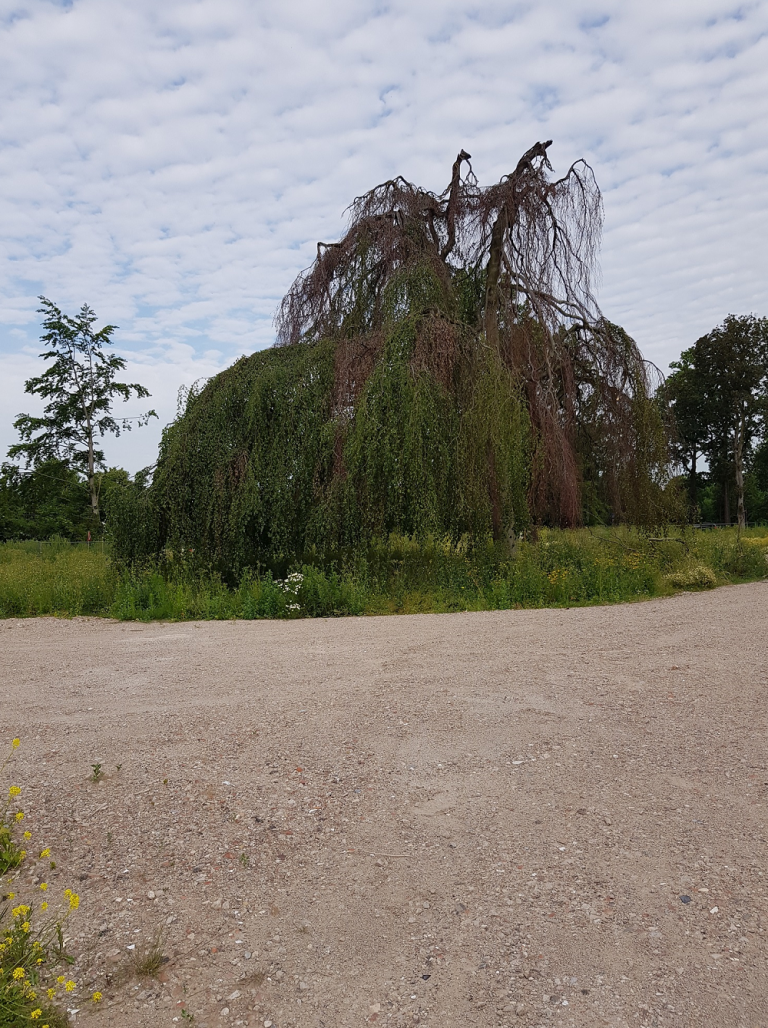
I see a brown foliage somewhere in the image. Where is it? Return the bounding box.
[274,142,669,527]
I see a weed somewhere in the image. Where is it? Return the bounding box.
[90,763,103,782]
[130,932,166,978]
[239,852,250,868]
[0,735,102,1027]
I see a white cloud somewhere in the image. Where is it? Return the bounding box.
[1,0,767,470]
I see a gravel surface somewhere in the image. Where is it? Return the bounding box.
[2,582,767,1028]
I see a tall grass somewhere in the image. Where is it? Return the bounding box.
[0,527,766,621]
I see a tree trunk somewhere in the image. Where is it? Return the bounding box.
[689,446,698,513]
[723,480,730,525]
[87,424,99,523]
[734,417,746,533]
[483,206,508,349]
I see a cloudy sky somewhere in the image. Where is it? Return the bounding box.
[1,0,767,472]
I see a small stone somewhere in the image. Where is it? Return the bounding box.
[227,990,241,1000]
[680,895,692,904]
[369,1003,381,1013]
[147,890,155,900]
[299,981,308,990]
[515,1002,527,1016]
[220,1007,230,1017]
[264,1021,273,1027]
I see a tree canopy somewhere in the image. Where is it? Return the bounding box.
[111,144,676,575]
[665,314,768,526]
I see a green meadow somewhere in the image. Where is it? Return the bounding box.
[1,528,765,622]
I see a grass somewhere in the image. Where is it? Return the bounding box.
[130,932,166,979]
[0,527,766,622]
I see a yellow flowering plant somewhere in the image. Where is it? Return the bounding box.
[1,736,79,1028]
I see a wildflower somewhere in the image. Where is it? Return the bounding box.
[92,991,103,1002]
[65,980,76,992]
[12,904,30,918]
[8,785,21,796]
[56,975,65,984]
[13,967,26,979]
[6,892,14,900]
[40,902,48,911]
[39,883,47,891]
[12,738,20,749]
[23,831,31,840]
[47,988,55,999]
[39,849,50,858]
[22,922,31,932]
[15,812,24,821]
[31,1011,43,1021]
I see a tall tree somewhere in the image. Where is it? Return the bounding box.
[8,297,157,522]
[666,314,768,527]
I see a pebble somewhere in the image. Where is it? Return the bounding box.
[220,1007,230,1017]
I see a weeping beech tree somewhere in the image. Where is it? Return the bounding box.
[113,143,675,574]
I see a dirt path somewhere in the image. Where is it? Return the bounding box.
[2,583,767,1028]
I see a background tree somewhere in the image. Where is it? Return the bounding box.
[8,298,157,523]
[0,460,90,541]
[665,314,768,527]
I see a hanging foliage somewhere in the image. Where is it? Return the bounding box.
[112,143,676,576]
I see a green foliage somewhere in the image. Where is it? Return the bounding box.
[8,297,156,520]
[1,528,765,622]
[110,309,533,577]
[0,461,91,541]
[665,313,768,523]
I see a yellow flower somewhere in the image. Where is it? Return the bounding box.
[15,812,24,822]
[64,889,71,899]
[39,883,47,891]
[12,904,30,918]
[39,849,50,858]
[56,975,65,984]
[40,902,48,911]
[64,980,76,992]
[13,967,25,979]
[23,831,31,840]
[6,893,14,900]
[22,922,31,933]
[68,893,79,911]
[8,785,21,796]
[92,991,103,1002]
[30,1011,42,1021]
[12,738,20,749]
[47,988,55,999]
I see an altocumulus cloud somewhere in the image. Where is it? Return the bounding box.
[1,0,767,470]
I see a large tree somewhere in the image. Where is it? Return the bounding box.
[112,144,675,575]
[8,298,156,523]
[665,314,768,527]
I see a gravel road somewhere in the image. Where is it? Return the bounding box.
[2,582,767,1028]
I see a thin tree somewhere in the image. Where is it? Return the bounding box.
[9,297,157,523]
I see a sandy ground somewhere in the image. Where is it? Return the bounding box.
[1,583,767,1028]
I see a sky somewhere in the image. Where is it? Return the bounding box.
[1,0,767,473]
